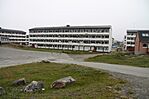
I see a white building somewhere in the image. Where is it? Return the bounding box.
[0,27,27,45]
[29,25,112,52]
[124,30,137,51]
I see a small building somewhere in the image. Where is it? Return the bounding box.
[124,30,137,52]
[135,30,149,55]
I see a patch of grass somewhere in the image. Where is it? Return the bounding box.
[1,44,98,54]
[85,52,149,67]
[0,62,125,98]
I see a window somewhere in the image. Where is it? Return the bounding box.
[101,29,105,32]
[105,29,109,32]
[142,33,149,37]
[143,44,147,48]
[105,41,109,44]
[91,40,95,43]
[105,35,109,38]
[142,33,146,36]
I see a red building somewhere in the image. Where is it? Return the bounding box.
[135,30,149,55]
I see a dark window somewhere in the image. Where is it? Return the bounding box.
[143,44,147,48]
[105,35,109,38]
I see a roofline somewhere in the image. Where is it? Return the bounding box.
[138,30,149,32]
[127,30,138,33]
[127,29,149,33]
[29,25,112,31]
[0,28,26,33]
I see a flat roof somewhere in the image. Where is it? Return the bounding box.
[29,25,112,31]
[0,28,26,33]
[138,30,149,32]
[127,30,138,33]
[127,29,149,33]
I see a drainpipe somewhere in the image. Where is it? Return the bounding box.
[147,43,149,54]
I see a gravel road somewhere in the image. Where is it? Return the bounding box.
[0,47,73,67]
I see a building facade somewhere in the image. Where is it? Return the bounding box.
[29,25,112,52]
[135,30,149,55]
[0,27,27,45]
[124,30,137,52]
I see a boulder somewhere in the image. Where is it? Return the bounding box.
[41,60,51,63]
[24,81,44,92]
[51,76,76,89]
[0,87,6,96]
[12,78,26,86]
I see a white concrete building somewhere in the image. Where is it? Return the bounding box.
[124,30,137,51]
[29,25,112,52]
[0,27,27,45]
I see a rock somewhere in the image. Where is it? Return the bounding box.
[0,87,6,96]
[41,60,51,63]
[24,81,44,92]
[106,86,112,89]
[51,76,76,89]
[51,81,66,89]
[114,90,121,94]
[12,78,26,86]
[120,95,128,99]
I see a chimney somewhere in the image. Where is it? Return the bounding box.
[66,25,70,27]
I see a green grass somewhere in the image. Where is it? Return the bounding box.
[0,62,126,99]
[86,52,149,67]
[1,44,98,54]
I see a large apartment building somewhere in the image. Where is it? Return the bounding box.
[29,25,112,52]
[0,27,27,45]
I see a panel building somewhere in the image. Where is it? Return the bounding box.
[29,25,112,52]
[0,27,27,45]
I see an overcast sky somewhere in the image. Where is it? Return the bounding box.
[0,0,149,41]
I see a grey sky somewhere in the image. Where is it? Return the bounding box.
[0,0,149,41]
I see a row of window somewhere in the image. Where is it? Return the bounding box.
[127,33,136,36]
[0,32,26,35]
[30,39,109,44]
[142,33,149,37]
[30,34,109,38]
[127,42,135,44]
[36,44,109,50]
[30,29,109,33]
[0,34,26,37]
[127,37,134,40]
[9,39,26,41]
[3,36,26,38]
